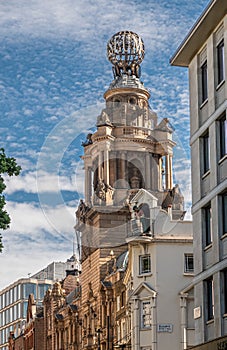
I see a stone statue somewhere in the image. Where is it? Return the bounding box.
[82,133,93,147]
[97,109,112,126]
[94,178,114,202]
[95,178,106,201]
[76,199,89,223]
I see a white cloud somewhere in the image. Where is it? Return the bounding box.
[0,200,79,289]
[0,241,73,290]
[5,201,76,236]
[4,169,84,196]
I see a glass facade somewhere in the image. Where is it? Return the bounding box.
[0,280,52,347]
[22,283,36,299]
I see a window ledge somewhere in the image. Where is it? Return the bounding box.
[221,233,227,240]
[218,154,227,165]
[138,273,152,278]
[202,170,210,179]
[200,98,208,109]
[204,243,212,251]
[140,327,151,331]
[206,318,214,325]
[183,272,194,276]
[216,79,225,91]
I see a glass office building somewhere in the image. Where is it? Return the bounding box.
[0,278,52,350]
[0,261,68,350]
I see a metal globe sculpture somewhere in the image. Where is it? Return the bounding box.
[107,31,145,78]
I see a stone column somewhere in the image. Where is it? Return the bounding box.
[85,165,89,203]
[180,294,188,350]
[98,151,104,180]
[120,151,126,187]
[151,294,157,350]
[145,152,151,189]
[88,167,92,204]
[104,148,110,185]
[151,154,158,190]
[132,298,140,350]
[165,155,170,189]
[159,156,163,190]
[109,151,117,187]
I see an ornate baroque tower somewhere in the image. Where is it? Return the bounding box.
[75,31,185,349]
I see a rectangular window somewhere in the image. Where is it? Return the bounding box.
[5,291,9,307]
[223,269,227,314]
[139,255,151,274]
[201,132,210,174]
[17,284,21,300]
[121,290,125,308]
[184,254,194,273]
[201,60,208,103]
[219,114,227,159]
[217,39,225,85]
[22,283,36,299]
[13,286,17,303]
[206,278,214,321]
[38,284,51,300]
[23,302,28,318]
[116,295,121,311]
[141,301,152,328]
[203,204,212,246]
[221,193,227,235]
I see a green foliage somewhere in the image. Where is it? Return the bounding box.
[0,148,21,252]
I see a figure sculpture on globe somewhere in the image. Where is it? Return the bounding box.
[107,31,145,78]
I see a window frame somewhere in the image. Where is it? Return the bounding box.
[141,301,152,329]
[219,114,227,159]
[203,203,212,247]
[184,254,194,274]
[223,269,227,314]
[217,39,225,85]
[139,254,151,275]
[221,193,227,236]
[206,277,214,321]
[201,131,210,175]
[201,60,208,103]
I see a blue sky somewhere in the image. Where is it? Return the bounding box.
[0,0,209,289]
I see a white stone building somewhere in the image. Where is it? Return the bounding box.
[125,189,194,350]
[171,0,227,348]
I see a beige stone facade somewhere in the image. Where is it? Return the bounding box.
[171,0,227,347]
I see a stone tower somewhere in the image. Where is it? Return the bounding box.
[75,31,185,349]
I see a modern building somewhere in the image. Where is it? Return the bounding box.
[170,0,227,348]
[0,277,53,350]
[75,31,194,350]
[0,261,69,350]
[7,255,81,350]
[31,261,67,281]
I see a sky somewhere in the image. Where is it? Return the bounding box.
[0,0,209,290]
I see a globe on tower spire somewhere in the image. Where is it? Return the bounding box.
[107,31,145,79]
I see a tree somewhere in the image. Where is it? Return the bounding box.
[0,148,21,252]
